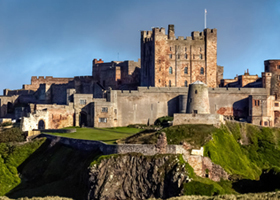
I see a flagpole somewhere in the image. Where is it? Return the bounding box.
[204,9,207,29]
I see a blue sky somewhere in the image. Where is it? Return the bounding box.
[0,0,279,93]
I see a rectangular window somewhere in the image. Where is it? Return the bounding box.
[278,65,280,69]
[169,54,172,59]
[99,118,107,123]
[80,99,86,105]
[264,121,268,126]
[275,103,279,107]
[101,107,108,112]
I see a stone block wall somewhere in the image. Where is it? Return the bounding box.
[173,113,224,126]
[141,25,218,88]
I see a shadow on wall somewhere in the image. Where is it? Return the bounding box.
[233,98,248,119]
[168,96,179,116]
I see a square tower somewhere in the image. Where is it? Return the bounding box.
[140,24,218,88]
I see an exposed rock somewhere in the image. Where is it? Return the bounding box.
[155,132,168,153]
[88,153,191,200]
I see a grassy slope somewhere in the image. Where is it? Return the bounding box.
[47,127,142,144]
[0,139,46,196]
[7,139,101,200]
[120,122,280,180]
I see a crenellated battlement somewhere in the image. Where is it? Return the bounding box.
[141,25,215,42]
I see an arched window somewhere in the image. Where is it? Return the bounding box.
[169,67,173,74]
[184,67,188,74]
[185,81,188,87]
[169,80,171,87]
[200,67,204,75]
[185,54,188,59]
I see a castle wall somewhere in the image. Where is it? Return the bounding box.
[113,87,189,127]
[0,95,19,117]
[173,113,224,126]
[92,59,141,90]
[23,76,73,91]
[21,104,75,131]
[264,60,280,98]
[208,87,267,118]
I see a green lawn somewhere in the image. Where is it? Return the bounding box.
[46,127,143,144]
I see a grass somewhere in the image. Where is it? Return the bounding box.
[46,127,143,144]
[0,138,46,196]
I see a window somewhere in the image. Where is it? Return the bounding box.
[275,103,279,107]
[195,90,197,94]
[169,67,173,74]
[159,79,161,83]
[185,47,187,51]
[178,54,180,59]
[80,99,86,105]
[194,110,198,114]
[99,118,107,123]
[101,107,108,113]
[193,55,195,59]
[185,54,188,59]
[185,81,188,87]
[199,54,203,59]
[169,80,171,87]
[200,47,202,52]
[278,65,280,69]
[200,67,204,75]
[170,47,172,51]
[264,121,268,126]
[184,67,188,74]
[254,100,260,106]
[169,54,172,59]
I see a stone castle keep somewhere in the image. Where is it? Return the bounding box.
[0,24,280,131]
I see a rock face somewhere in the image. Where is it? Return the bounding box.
[88,153,190,200]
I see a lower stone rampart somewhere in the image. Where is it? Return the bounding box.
[37,134,228,181]
[38,134,187,155]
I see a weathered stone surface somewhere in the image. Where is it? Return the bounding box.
[88,154,190,200]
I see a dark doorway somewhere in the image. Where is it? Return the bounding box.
[38,120,45,130]
[80,112,87,127]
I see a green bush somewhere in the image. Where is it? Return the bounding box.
[154,116,173,126]
[0,128,25,143]
[1,122,13,127]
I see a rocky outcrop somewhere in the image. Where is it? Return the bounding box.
[88,153,191,200]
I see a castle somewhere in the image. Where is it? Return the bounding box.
[0,24,279,131]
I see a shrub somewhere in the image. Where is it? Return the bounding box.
[0,128,25,143]
[154,116,173,126]
[1,122,12,127]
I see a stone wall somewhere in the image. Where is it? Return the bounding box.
[173,113,224,126]
[23,76,73,91]
[111,87,189,127]
[92,59,141,90]
[141,25,218,88]
[38,133,228,181]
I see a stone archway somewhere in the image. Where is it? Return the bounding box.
[38,119,45,130]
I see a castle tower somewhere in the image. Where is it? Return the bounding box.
[140,24,218,88]
[264,60,280,99]
[186,81,210,114]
